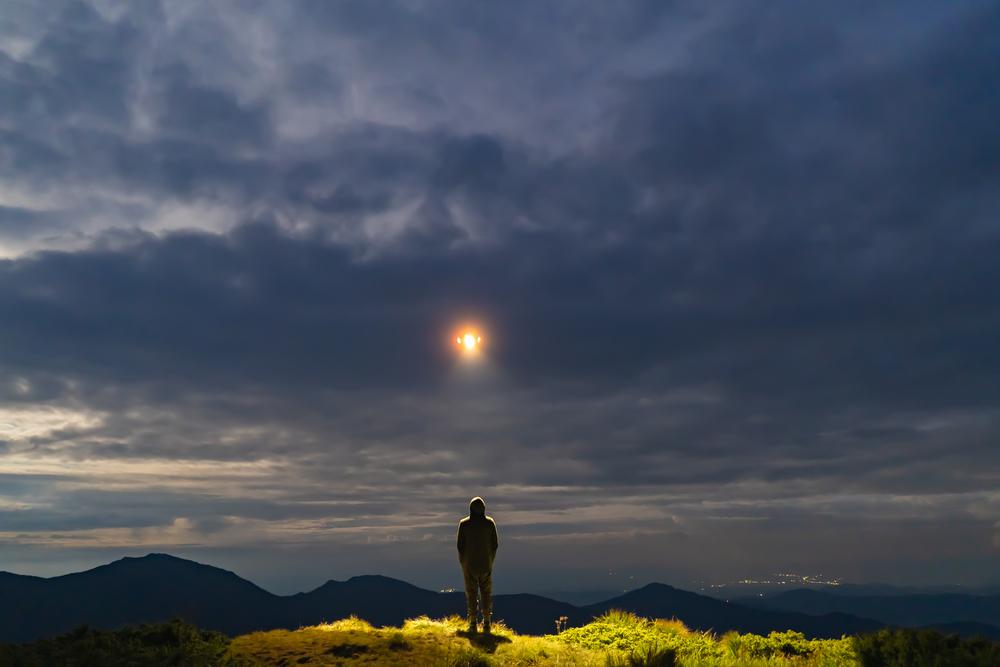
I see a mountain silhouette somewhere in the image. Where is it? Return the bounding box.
[0,553,976,643]
[583,583,882,637]
[743,588,1000,634]
[0,554,279,641]
[917,622,1000,641]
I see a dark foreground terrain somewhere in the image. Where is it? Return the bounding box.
[2,615,1000,666]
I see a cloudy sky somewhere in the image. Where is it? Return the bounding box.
[1,0,998,595]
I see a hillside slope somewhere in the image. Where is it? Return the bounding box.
[0,554,280,641]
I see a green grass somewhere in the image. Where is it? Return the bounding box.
[553,610,858,666]
[0,619,232,666]
[228,615,603,666]
[852,627,1000,667]
[1,612,998,666]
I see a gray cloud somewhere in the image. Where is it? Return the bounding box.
[0,0,998,593]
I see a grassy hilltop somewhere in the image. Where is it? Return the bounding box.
[2,611,999,666]
[225,612,864,666]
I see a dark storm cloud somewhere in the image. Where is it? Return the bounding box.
[0,0,998,591]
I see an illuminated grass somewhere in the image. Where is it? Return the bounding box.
[10,614,994,665]
[227,611,864,666]
[551,611,859,667]
[312,615,376,633]
[228,614,604,666]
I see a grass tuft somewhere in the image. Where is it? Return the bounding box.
[311,614,375,633]
[386,630,411,651]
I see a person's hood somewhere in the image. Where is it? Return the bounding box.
[469,496,486,516]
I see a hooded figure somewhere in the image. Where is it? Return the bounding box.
[456,496,499,633]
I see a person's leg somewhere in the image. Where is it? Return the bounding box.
[480,572,493,633]
[462,568,479,632]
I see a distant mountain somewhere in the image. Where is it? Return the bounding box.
[812,583,995,597]
[540,589,624,606]
[0,553,975,643]
[584,584,882,638]
[0,555,580,641]
[0,553,281,641]
[285,573,463,627]
[704,582,990,601]
[918,622,1000,641]
[744,588,1000,630]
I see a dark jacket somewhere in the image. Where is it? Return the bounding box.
[457,497,499,576]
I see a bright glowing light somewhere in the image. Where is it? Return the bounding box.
[454,329,484,353]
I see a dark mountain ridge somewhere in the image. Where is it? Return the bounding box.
[586,583,882,638]
[0,553,989,643]
[743,587,1000,630]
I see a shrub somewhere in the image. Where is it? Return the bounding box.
[555,610,661,653]
[0,619,233,666]
[767,630,814,657]
[555,610,722,663]
[652,619,689,636]
[853,628,1000,667]
[606,643,677,667]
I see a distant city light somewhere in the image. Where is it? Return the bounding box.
[701,572,841,591]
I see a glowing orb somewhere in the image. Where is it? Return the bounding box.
[455,331,483,352]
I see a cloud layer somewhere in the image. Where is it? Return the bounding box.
[1,0,999,592]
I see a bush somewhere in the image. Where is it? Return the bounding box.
[768,630,813,657]
[726,629,815,658]
[555,610,721,663]
[555,610,663,653]
[555,611,877,665]
[853,628,1000,667]
[606,643,677,667]
[0,619,233,667]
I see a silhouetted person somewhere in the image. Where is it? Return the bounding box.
[457,496,499,634]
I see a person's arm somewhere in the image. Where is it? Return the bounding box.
[490,520,499,558]
[456,522,466,561]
